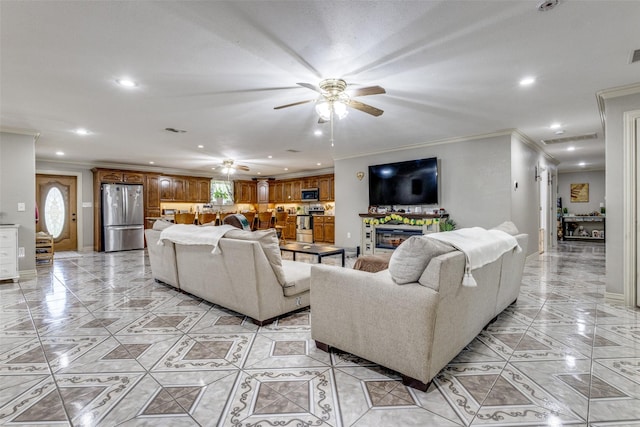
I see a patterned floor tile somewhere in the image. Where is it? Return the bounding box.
[219,367,339,426]
[244,331,331,369]
[151,333,254,372]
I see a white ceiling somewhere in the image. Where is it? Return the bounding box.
[1,1,639,178]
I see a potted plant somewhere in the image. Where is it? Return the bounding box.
[440,218,457,232]
[213,189,228,205]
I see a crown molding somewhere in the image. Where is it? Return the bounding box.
[0,127,41,142]
[596,82,640,132]
[334,128,558,164]
[35,158,216,178]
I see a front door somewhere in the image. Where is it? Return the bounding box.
[36,174,77,251]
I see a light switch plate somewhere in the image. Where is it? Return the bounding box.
[18,247,25,257]
[17,203,25,212]
[82,202,92,208]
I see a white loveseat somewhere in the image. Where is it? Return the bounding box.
[145,223,312,325]
[310,223,528,390]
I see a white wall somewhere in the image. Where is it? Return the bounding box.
[510,134,558,254]
[335,133,516,251]
[0,131,37,276]
[558,170,605,215]
[604,91,640,295]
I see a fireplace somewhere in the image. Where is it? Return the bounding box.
[375,227,423,250]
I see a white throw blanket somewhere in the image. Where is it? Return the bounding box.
[158,224,237,254]
[427,227,521,287]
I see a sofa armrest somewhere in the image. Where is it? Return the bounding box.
[310,265,439,383]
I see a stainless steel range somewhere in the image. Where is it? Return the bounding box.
[296,215,313,243]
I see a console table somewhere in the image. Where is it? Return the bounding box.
[561,215,605,241]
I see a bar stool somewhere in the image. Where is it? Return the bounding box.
[274,211,288,244]
[198,212,217,225]
[242,211,256,230]
[174,213,196,224]
[256,211,273,230]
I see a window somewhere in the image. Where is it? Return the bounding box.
[210,180,234,205]
[44,186,65,238]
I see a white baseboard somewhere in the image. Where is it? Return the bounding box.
[19,269,38,280]
[81,246,96,253]
[605,291,625,302]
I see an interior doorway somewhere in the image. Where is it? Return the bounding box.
[36,174,78,251]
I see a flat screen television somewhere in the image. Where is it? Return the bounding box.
[368,157,438,206]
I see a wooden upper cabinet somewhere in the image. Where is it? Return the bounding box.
[319,175,334,201]
[97,170,123,183]
[172,178,186,201]
[257,180,269,203]
[186,178,198,201]
[291,180,302,202]
[145,174,160,209]
[123,172,144,183]
[303,177,319,188]
[270,181,284,203]
[233,180,257,204]
[197,178,211,202]
[283,181,293,202]
[159,176,173,200]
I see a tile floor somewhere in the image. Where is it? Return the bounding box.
[0,241,639,426]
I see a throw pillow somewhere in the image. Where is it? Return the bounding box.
[152,219,173,231]
[492,221,519,236]
[224,228,286,286]
[388,236,455,285]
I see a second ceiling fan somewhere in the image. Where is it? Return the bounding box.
[274,78,385,122]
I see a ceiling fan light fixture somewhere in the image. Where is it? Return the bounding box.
[315,99,348,121]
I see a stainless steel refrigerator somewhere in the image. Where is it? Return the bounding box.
[102,183,145,252]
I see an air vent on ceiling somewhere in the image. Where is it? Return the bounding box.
[631,49,640,64]
[541,132,597,145]
[286,149,301,153]
[165,127,186,133]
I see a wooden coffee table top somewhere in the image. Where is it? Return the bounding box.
[279,243,344,256]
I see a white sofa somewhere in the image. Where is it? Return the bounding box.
[145,224,312,325]
[310,224,528,390]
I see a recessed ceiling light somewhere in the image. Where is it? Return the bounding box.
[149,161,155,164]
[579,162,586,167]
[554,130,565,135]
[314,130,323,136]
[268,155,273,159]
[197,145,204,149]
[284,168,289,171]
[257,172,262,175]
[74,128,90,135]
[567,146,576,151]
[550,122,562,130]
[316,162,321,166]
[55,151,64,156]
[537,0,559,12]
[116,78,137,88]
[519,76,536,86]
[211,167,216,170]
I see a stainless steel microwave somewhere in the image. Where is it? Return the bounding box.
[301,188,319,201]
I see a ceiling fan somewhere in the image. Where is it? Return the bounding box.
[274,78,385,122]
[217,159,249,178]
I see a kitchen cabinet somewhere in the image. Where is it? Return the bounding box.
[96,170,144,183]
[234,180,257,203]
[303,177,319,189]
[284,215,297,241]
[0,225,19,282]
[313,215,335,243]
[283,181,294,202]
[319,176,334,201]
[172,178,186,201]
[197,178,211,202]
[270,181,284,203]
[257,180,269,203]
[145,174,161,229]
[291,180,301,202]
[159,176,173,200]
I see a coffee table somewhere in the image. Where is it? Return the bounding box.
[279,243,345,267]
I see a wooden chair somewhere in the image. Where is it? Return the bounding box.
[174,213,196,224]
[274,211,288,244]
[256,211,273,230]
[198,212,217,225]
[242,212,256,230]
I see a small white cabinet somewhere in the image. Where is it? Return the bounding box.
[0,225,19,282]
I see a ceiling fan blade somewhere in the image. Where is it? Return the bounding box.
[274,99,314,110]
[347,99,384,117]
[236,165,250,171]
[297,82,322,93]
[349,85,386,97]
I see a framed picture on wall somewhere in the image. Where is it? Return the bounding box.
[570,183,589,202]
